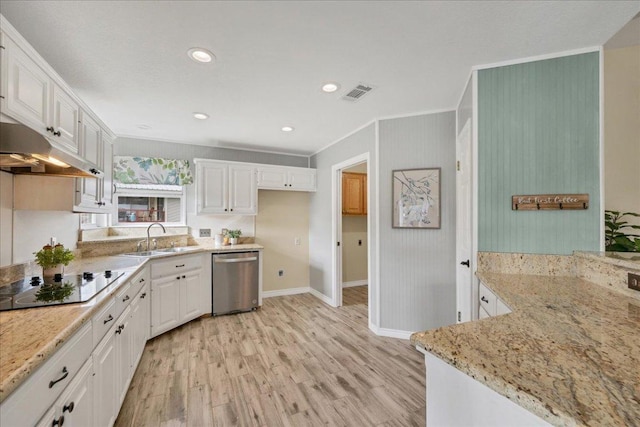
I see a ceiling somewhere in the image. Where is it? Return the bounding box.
[1,1,638,156]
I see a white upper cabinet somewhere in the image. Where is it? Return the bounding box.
[195,159,257,215]
[1,34,50,131]
[229,164,257,214]
[1,17,116,213]
[51,83,80,153]
[101,135,114,208]
[75,111,102,210]
[257,165,316,191]
[196,161,229,214]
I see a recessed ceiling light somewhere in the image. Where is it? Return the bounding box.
[187,48,215,63]
[281,126,294,132]
[137,124,151,130]
[321,82,340,93]
[193,112,209,120]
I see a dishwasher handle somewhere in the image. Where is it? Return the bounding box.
[214,256,258,264]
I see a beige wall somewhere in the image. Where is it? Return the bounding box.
[604,45,640,225]
[342,215,368,283]
[255,190,310,291]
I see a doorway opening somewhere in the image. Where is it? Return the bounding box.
[332,153,371,326]
[341,163,368,307]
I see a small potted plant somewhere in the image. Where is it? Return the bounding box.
[34,243,75,278]
[227,229,242,245]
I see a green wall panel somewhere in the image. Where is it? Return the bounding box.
[478,52,600,255]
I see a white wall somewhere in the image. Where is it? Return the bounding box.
[12,210,79,263]
[309,124,377,321]
[378,111,457,332]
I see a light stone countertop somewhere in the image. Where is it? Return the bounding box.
[410,272,640,426]
[0,243,263,402]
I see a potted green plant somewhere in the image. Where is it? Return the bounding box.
[226,229,242,245]
[605,210,640,252]
[34,243,75,278]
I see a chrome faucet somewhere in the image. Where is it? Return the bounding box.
[146,222,166,251]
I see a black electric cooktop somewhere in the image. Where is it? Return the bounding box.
[0,271,124,312]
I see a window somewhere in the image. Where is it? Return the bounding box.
[114,185,186,226]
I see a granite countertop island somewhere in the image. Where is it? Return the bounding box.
[0,243,263,402]
[410,272,640,426]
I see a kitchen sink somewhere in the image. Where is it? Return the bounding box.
[119,247,199,257]
[154,247,198,253]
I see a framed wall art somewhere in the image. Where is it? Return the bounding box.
[392,167,441,229]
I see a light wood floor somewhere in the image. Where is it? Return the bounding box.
[115,286,426,426]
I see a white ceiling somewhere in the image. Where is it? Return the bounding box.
[1,1,638,155]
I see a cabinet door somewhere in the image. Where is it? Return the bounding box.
[55,358,93,427]
[180,269,206,323]
[229,165,257,214]
[51,84,80,153]
[76,111,102,210]
[151,275,181,337]
[196,162,228,214]
[256,167,288,190]
[2,36,50,132]
[101,136,113,208]
[93,325,118,427]
[116,306,132,407]
[342,172,365,215]
[288,169,316,191]
[130,285,149,369]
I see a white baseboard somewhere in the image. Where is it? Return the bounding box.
[309,287,337,307]
[262,286,310,298]
[342,280,368,288]
[369,323,413,340]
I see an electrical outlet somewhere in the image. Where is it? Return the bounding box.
[278,270,284,277]
[199,228,211,238]
[629,273,640,292]
[294,237,301,246]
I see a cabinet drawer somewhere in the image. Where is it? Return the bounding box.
[128,267,149,299]
[115,281,133,315]
[479,282,497,316]
[92,297,119,347]
[0,322,92,427]
[152,254,203,278]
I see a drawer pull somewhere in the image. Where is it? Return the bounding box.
[122,295,130,302]
[103,314,114,324]
[52,415,64,426]
[481,296,489,303]
[139,278,145,283]
[140,292,147,299]
[175,264,185,268]
[49,366,69,388]
[63,402,75,413]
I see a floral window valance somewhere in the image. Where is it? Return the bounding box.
[113,156,194,185]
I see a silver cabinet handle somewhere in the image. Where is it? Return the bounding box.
[214,257,257,263]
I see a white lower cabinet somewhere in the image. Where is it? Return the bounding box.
[93,319,118,427]
[150,254,209,338]
[0,259,198,427]
[37,358,93,427]
[0,322,92,427]
[479,281,511,318]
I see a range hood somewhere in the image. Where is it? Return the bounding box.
[0,123,103,178]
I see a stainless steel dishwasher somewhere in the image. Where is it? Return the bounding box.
[212,251,259,315]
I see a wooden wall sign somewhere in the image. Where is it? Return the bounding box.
[512,194,589,211]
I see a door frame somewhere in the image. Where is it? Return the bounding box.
[456,119,472,322]
[331,152,370,311]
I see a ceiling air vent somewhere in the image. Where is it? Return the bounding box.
[341,83,375,102]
